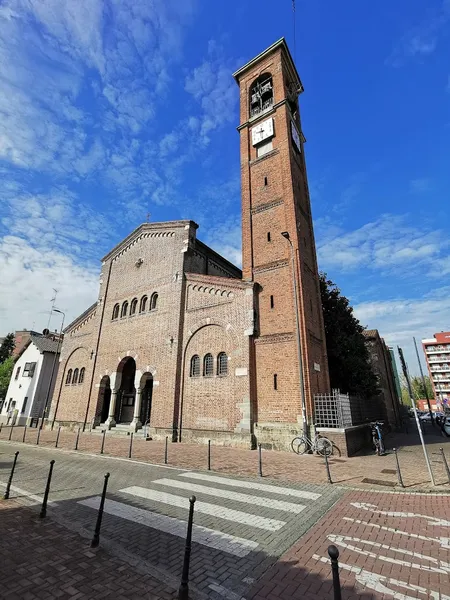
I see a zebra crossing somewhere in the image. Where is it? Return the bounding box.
[78,471,324,558]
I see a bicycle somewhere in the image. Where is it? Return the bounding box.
[291,432,333,456]
[370,421,385,455]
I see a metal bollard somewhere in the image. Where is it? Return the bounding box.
[393,447,404,488]
[74,427,81,450]
[328,545,342,600]
[22,425,27,443]
[4,451,19,500]
[258,443,263,477]
[91,472,110,548]
[164,436,168,465]
[55,426,61,448]
[324,449,333,484]
[8,425,13,441]
[40,460,55,519]
[178,496,196,600]
[36,425,42,445]
[128,432,134,459]
[0,423,2,435]
[100,429,106,454]
[440,448,450,484]
[207,439,211,471]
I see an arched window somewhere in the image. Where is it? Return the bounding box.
[79,367,85,384]
[190,355,200,377]
[121,301,128,318]
[112,304,120,320]
[249,73,273,117]
[217,352,228,376]
[150,292,158,311]
[139,295,148,313]
[203,353,213,377]
[66,369,72,385]
[72,368,79,384]
[130,298,138,316]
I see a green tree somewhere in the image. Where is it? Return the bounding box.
[0,333,15,363]
[400,374,434,403]
[0,357,14,401]
[319,273,379,398]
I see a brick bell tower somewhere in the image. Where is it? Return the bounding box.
[233,39,330,445]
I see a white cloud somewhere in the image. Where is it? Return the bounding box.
[409,178,432,193]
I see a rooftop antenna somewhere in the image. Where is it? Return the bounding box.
[46,288,58,329]
[292,0,297,65]
[146,212,151,223]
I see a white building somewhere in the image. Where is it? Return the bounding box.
[0,335,60,426]
[422,331,450,412]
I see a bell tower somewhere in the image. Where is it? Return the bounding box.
[233,39,330,444]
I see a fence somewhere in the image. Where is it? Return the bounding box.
[314,389,385,428]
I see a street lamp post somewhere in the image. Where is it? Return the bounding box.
[40,309,65,430]
[281,232,308,438]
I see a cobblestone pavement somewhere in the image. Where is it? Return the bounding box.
[0,441,344,599]
[0,500,177,600]
[0,424,448,492]
[248,489,450,599]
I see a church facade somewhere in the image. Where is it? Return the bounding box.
[49,39,330,449]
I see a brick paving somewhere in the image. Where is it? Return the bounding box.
[0,500,177,600]
[1,424,449,491]
[248,489,450,599]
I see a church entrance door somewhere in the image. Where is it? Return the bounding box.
[140,375,153,426]
[116,357,136,424]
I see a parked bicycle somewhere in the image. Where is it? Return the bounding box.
[370,421,385,455]
[291,432,333,456]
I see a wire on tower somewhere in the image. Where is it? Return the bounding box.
[292,0,297,64]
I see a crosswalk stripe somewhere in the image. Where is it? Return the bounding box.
[79,497,258,557]
[179,472,321,500]
[153,478,305,513]
[120,486,285,531]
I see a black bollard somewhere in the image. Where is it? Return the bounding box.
[164,436,168,465]
[258,443,263,477]
[40,460,55,519]
[393,447,404,488]
[0,423,2,435]
[324,449,333,484]
[328,545,342,600]
[74,427,81,450]
[8,425,13,441]
[207,439,211,471]
[91,472,110,548]
[128,432,134,459]
[36,425,42,445]
[178,495,196,600]
[4,451,19,500]
[100,429,106,454]
[22,425,27,443]
[440,448,450,484]
[55,426,61,448]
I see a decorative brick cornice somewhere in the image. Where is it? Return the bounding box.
[253,259,288,274]
[255,332,295,345]
[251,199,283,214]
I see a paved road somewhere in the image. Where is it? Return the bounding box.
[0,441,343,599]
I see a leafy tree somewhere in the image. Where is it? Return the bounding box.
[0,357,14,401]
[319,273,379,398]
[400,374,434,403]
[0,333,15,363]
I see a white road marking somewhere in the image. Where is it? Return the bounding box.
[154,478,305,513]
[328,534,450,574]
[343,517,450,549]
[0,480,55,507]
[179,472,321,500]
[312,555,450,600]
[79,497,258,557]
[351,502,450,527]
[120,486,285,531]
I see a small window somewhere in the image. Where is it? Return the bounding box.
[203,353,214,377]
[21,397,28,414]
[190,355,200,377]
[274,374,278,390]
[150,292,158,311]
[112,303,120,320]
[23,362,36,377]
[66,369,73,385]
[217,352,228,376]
[267,232,271,242]
[79,367,85,384]
[15,367,21,380]
[130,298,138,316]
[140,295,148,313]
[264,176,268,186]
[121,301,128,318]
[270,295,274,309]
[72,368,79,384]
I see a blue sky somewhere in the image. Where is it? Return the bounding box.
[0,0,449,372]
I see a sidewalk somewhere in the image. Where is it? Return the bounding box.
[1,425,449,492]
[0,500,177,600]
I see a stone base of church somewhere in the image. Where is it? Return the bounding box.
[254,422,302,451]
[156,427,256,449]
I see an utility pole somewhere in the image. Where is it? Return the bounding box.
[413,337,434,425]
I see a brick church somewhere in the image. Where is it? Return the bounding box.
[49,39,330,449]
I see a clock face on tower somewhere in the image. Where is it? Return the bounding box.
[251,117,274,146]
